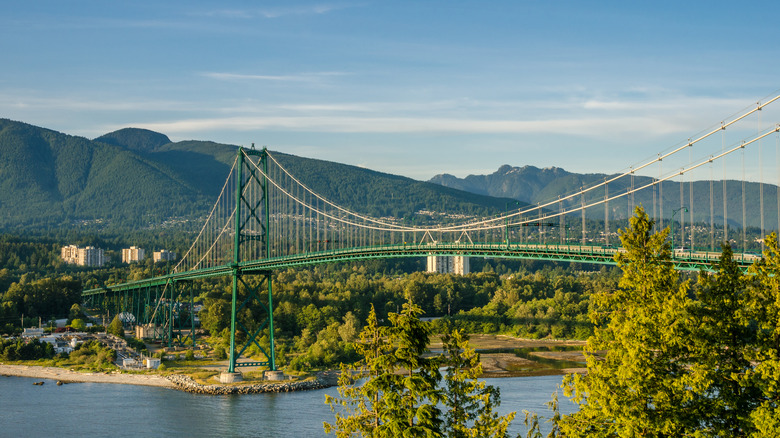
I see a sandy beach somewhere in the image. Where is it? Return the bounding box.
[0,364,175,388]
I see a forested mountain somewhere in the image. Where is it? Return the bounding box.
[94,128,172,153]
[0,119,517,232]
[430,164,780,229]
[0,119,213,230]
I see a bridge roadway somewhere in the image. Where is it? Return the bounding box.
[82,242,759,296]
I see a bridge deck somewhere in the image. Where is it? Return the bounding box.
[82,242,758,296]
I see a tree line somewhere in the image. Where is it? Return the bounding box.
[324,207,780,436]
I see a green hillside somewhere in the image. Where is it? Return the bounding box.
[0,119,520,232]
[94,128,171,153]
[271,152,517,221]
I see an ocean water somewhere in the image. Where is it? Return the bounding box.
[0,373,572,437]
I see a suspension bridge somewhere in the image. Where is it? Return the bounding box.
[82,93,780,374]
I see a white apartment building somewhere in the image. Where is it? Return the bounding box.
[122,246,145,263]
[426,255,470,275]
[61,245,79,264]
[78,246,106,267]
[61,245,106,267]
[153,249,176,262]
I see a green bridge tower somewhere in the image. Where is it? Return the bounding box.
[226,146,276,378]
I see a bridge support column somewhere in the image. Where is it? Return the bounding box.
[228,268,239,373]
[227,272,276,373]
[220,371,243,383]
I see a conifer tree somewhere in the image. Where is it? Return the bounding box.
[324,304,392,436]
[560,206,694,437]
[108,314,125,338]
[325,304,515,437]
[689,243,759,435]
[324,302,442,436]
[441,328,514,438]
[745,233,780,435]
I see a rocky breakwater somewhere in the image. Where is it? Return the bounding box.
[165,373,330,395]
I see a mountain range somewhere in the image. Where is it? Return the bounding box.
[0,117,775,233]
[0,119,515,232]
[430,164,780,230]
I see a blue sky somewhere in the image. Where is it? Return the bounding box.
[2,1,780,180]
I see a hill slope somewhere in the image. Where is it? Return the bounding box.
[94,128,171,153]
[0,119,519,231]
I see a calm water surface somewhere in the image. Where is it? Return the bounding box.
[0,374,573,437]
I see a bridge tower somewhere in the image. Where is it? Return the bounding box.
[226,146,276,375]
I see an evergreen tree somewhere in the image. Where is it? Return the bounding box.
[745,234,780,435]
[560,206,694,437]
[689,243,759,435]
[325,303,442,436]
[107,315,124,338]
[441,328,514,437]
[324,304,394,436]
[325,304,515,437]
[381,301,443,435]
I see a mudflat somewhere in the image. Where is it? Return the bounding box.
[431,334,588,377]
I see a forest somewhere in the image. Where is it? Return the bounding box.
[4,205,780,435]
[0,228,613,357]
[322,207,780,436]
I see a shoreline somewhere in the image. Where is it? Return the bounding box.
[0,364,176,388]
[0,363,334,395]
[1,336,586,393]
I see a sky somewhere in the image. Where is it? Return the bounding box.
[2,0,780,181]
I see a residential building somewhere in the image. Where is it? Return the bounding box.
[153,249,176,262]
[61,245,106,267]
[61,245,79,264]
[122,246,145,263]
[426,255,469,275]
[78,246,106,267]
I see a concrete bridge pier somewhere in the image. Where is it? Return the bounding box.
[219,371,243,383]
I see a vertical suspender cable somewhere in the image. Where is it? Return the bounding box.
[659,156,664,230]
[759,105,765,249]
[539,202,544,245]
[777,130,780,243]
[710,156,715,251]
[689,146,694,250]
[653,176,657,222]
[559,197,564,245]
[294,177,298,254]
[581,187,586,245]
[723,124,728,244]
[317,196,321,252]
[742,142,747,254]
[604,178,609,247]
[630,167,635,215]
[680,176,685,248]
[297,179,302,254]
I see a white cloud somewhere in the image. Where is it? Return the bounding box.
[134,114,687,138]
[201,71,348,82]
[200,4,357,20]
[0,93,193,112]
